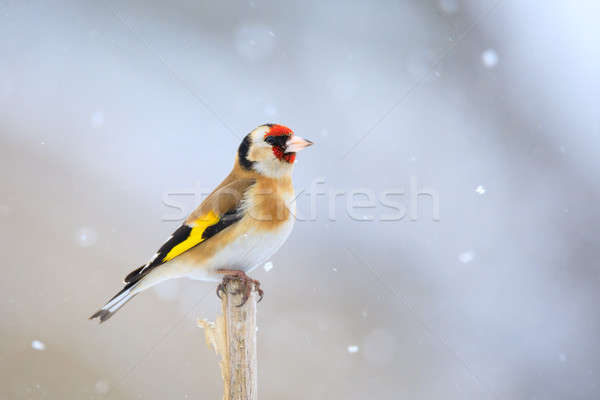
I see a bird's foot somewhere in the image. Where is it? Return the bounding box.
[216,269,264,306]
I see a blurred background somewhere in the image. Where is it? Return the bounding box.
[1,0,599,399]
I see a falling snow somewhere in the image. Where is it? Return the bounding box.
[263,261,274,272]
[459,251,475,264]
[76,227,97,247]
[475,185,486,195]
[0,2,592,399]
[347,345,359,353]
[481,49,499,68]
[31,340,45,351]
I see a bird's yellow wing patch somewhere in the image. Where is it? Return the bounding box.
[123,179,252,285]
[162,211,220,262]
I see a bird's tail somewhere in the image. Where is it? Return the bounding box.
[89,280,139,323]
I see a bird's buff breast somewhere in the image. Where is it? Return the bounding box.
[177,189,296,281]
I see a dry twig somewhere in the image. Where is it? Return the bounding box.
[199,279,258,400]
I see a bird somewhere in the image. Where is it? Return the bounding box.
[90,124,313,323]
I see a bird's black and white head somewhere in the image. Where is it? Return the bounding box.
[237,124,313,178]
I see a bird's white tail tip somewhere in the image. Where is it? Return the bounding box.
[89,285,137,323]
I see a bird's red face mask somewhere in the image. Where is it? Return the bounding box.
[264,124,313,164]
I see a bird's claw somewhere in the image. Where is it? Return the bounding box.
[216,282,226,300]
[236,277,262,307]
[254,282,264,303]
[215,269,264,306]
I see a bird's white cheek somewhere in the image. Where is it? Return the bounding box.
[253,159,293,178]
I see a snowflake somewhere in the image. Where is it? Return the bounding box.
[459,251,475,264]
[32,340,46,351]
[481,49,499,68]
[76,227,97,247]
[347,345,359,354]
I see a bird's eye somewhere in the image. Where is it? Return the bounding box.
[265,135,288,147]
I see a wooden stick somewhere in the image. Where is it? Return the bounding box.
[199,279,258,400]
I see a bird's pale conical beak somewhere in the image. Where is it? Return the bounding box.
[285,136,314,153]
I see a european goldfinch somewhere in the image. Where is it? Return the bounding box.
[90,124,312,322]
